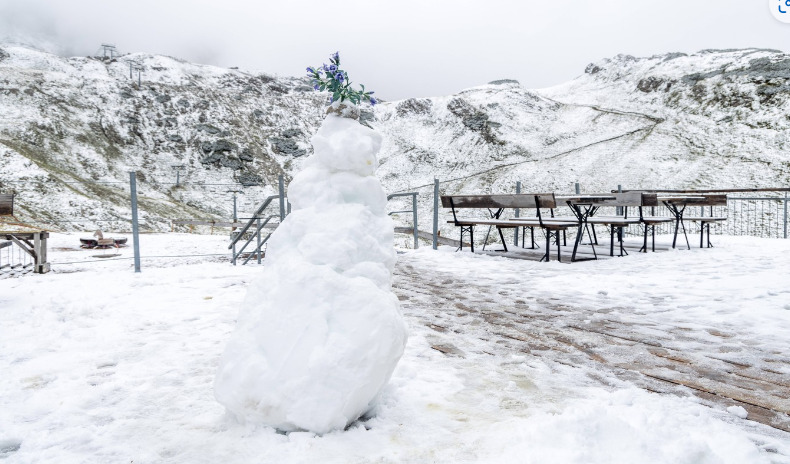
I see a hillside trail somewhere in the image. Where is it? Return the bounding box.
[390,97,664,194]
[392,254,790,439]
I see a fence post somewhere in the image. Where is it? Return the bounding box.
[616,184,623,243]
[433,178,439,250]
[278,174,286,222]
[129,172,141,273]
[784,191,788,239]
[575,182,580,194]
[514,181,521,246]
[412,193,419,249]
[233,192,238,223]
[256,217,262,264]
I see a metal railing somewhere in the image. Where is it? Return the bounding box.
[0,231,50,276]
[424,182,790,250]
[388,192,419,249]
[616,189,789,240]
[228,195,283,265]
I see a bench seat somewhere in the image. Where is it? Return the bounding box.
[449,219,573,230]
[586,217,641,225]
[639,216,675,224]
[681,216,728,222]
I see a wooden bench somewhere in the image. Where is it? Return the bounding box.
[441,193,573,262]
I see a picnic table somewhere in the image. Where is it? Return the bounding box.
[442,190,728,263]
[557,194,616,261]
[441,193,573,262]
[658,195,728,249]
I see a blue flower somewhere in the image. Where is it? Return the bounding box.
[322,63,330,72]
[370,97,377,106]
[328,64,337,73]
[314,84,320,90]
[306,67,315,74]
[335,72,344,82]
[331,51,339,63]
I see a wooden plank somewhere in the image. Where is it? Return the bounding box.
[0,193,13,216]
[451,219,572,229]
[441,193,556,209]
[8,235,35,259]
[682,217,728,222]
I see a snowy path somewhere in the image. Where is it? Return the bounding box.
[394,241,790,433]
[1,233,790,463]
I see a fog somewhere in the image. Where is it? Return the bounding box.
[1,0,788,100]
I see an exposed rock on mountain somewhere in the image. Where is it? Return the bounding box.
[1,45,788,234]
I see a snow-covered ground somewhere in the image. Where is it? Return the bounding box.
[2,233,790,463]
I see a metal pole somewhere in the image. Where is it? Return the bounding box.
[617,184,623,243]
[575,182,580,194]
[278,174,286,221]
[233,193,238,223]
[412,193,419,249]
[129,62,133,79]
[784,191,788,239]
[129,172,141,273]
[256,217,262,264]
[432,178,439,250]
[514,181,521,246]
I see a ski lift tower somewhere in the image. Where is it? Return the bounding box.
[100,43,118,60]
[171,164,185,186]
[126,60,144,87]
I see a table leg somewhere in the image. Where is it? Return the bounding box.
[610,226,615,257]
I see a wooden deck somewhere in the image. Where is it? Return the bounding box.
[393,254,790,434]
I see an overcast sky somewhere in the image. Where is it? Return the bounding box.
[1,0,789,101]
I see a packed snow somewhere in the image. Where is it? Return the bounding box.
[1,233,790,463]
[214,105,408,433]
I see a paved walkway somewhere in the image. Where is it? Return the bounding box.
[393,251,790,434]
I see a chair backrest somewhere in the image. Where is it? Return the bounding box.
[592,192,658,207]
[441,193,556,210]
[659,194,728,206]
[700,194,727,206]
[0,193,14,216]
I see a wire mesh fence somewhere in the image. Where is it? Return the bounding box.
[2,173,788,276]
[397,181,790,250]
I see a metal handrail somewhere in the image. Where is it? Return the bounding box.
[387,192,419,249]
[241,216,278,265]
[234,215,277,265]
[228,195,279,250]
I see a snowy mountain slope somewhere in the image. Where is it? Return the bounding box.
[0,45,327,231]
[1,45,789,233]
[372,49,790,238]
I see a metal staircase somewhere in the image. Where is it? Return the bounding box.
[228,195,285,265]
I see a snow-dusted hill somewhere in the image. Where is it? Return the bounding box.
[378,49,790,195]
[0,45,327,231]
[1,45,789,232]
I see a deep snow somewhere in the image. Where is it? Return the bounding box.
[1,233,789,463]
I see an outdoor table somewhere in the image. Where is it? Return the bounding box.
[556,195,616,261]
[658,196,706,249]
